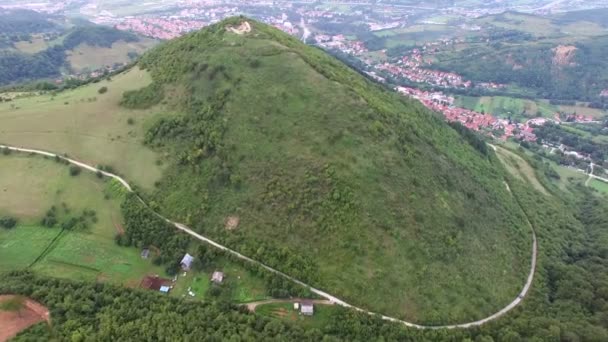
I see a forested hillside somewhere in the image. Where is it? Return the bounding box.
[433,36,608,102]
[121,17,534,324]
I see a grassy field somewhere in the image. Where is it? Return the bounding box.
[0,152,168,286]
[256,302,339,329]
[13,37,48,54]
[0,226,60,271]
[494,146,549,196]
[455,95,557,119]
[589,178,608,195]
[557,104,607,119]
[67,39,157,72]
[0,67,164,189]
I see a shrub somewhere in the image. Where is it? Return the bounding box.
[98,86,108,94]
[69,165,82,176]
[127,117,135,125]
[0,216,17,229]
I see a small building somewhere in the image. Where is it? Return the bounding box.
[211,271,224,284]
[180,253,194,270]
[293,302,299,310]
[140,248,150,259]
[159,286,171,294]
[301,300,314,316]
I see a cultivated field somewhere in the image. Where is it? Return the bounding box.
[0,67,164,189]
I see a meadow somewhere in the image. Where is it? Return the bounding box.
[67,38,157,72]
[0,67,164,190]
[589,178,608,195]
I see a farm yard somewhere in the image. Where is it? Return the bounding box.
[0,67,164,190]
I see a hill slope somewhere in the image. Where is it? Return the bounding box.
[126,17,531,324]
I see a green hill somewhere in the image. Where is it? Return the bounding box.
[120,17,532,324]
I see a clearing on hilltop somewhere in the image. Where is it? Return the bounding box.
[120,17,533,324]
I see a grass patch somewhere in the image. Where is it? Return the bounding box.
[495,146,549,196]
[589,178,608,195]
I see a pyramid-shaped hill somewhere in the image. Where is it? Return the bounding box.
[125,17,531,324]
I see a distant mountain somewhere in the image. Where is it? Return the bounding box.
[125,17,532,324]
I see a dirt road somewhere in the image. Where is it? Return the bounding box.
[0,143,538,329]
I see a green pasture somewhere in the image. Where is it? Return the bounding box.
[0,225,60,272]
[0,67,164,190]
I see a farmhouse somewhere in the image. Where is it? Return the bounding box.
[180,253,194,270]
[211,271,224,284]
[301,300,314,316]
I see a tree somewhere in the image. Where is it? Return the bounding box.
[0,216,17,229]
[98,86,108,94]
[69,165,81,176]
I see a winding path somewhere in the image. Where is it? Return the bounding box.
[0,143,538,329]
